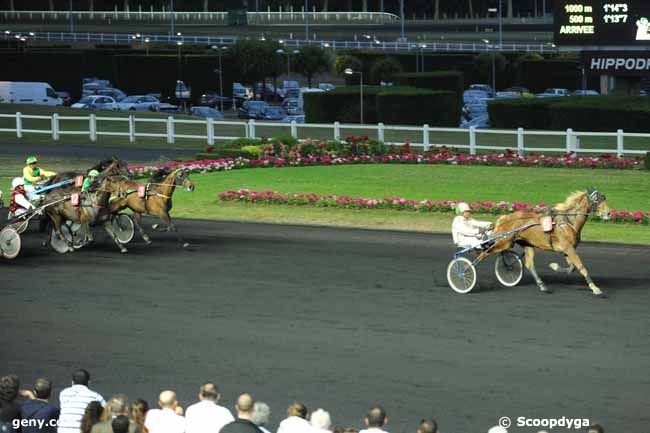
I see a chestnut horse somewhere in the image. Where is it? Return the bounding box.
[43,175,129,253]
[108,168,195,247]
[478,188,611,297]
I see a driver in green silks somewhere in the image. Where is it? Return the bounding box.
[81,169,100,192]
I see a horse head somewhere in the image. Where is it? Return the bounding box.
[586,187,610,220]
[174,168,195,192]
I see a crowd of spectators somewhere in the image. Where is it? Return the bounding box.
[0,372,605,433]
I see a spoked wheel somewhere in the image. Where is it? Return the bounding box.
[446,257,477,294]
[494,250,524,287]
[9,219,29,234]
[112,213,135,244]
[0,226,22,259]
[50,226,73,253]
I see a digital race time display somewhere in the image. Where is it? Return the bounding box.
[554,1,650,45]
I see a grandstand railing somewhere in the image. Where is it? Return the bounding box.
[0,111,647,157]
[0,31,558,53]
[0,10,400,24]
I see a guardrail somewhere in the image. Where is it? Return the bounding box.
[0,10,400,24]
[0,111,647,157]
[0,31,558,53]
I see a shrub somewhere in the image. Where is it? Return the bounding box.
[334,54,363,84]
[488,98,553,129]
[369,57,404,84]
[196,148,256,160]
[224,137,263,149]
[394,71,464,96]
[645,152,650,170]
[270,135,299,148]
[241,145,262,159]
[376,88,459,126]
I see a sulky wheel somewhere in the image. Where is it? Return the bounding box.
[446,257,477,294]
[494,250,524,287]
[0,226,21,259]
[49,226,73,253]
[112,213,135,244]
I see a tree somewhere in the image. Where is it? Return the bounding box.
[369,57,403,84]
[229,40,277,90]
[335,54,362,84]
[294,46,331,88]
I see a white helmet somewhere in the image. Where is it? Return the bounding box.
[11,177,24,189]
[457,202,471,213]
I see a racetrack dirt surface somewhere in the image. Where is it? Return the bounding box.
[1,218,649,433]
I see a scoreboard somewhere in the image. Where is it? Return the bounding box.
[554,0,650,45]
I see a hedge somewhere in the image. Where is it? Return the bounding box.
[196,149,256,160]
[376,89,458,126]
[394,71,464,97]
[488,96,650,132]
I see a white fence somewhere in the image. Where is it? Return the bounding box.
[0,112,648,157]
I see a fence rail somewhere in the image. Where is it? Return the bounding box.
[0,112,648,157]
[0,31,558,53]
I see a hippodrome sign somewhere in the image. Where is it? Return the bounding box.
[583,51,650,75]
[554,0,650,45]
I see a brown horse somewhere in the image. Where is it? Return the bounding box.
[478,188,611,297]
[43,175,129,253]
[108,168,195,247]
[47,157,130,187]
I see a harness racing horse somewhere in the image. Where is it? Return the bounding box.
[477,188,611,297]
[43,175,130,253]
[108,168,195,248]
[46,157,130,187]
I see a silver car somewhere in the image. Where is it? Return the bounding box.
[116,95,160,111]
[71,95,117,110]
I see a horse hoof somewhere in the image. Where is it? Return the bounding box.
[549,263,560,272]
[540,286,553,294]
[595,292,609,299]
[182,242,190,249]
[145,240,153,246]
[151,224,159,231]
[120,248,128,254]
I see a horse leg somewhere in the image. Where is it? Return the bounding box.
[549,255,575,274]
[523,246,552,294]
[102,220,128,254]
[48,212,73,253]
[159,212,189,248]
[563,246,606,298]
[133,212,152,245]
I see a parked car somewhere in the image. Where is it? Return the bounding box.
[504,86,535,98]
[255,83,280,99]
[460,114,490,129]
[233,82,251,99]
[258,106,287,121]
[318,83,336,91]
[158,102,179,112]
[190,106,224,120]
[284,87,300,100]
[537,88,570,98]
[198,92,232,109]
[0,82,63,106]
[82,78,111,87]
[71,95,117,110]
[571,89,600,96]
[116,95,160,111]
[92,88,127,102]
[468,84,495,98]
[55,91,72,106]
[238,100,269,119]
[282,98,303,116]
[495,91,522,100]
[463,90,490,105]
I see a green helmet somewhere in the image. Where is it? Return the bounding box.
[88,169,100,177]
[26,156,38,164]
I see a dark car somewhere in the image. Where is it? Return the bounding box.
[55,91,72,106]
[198,92,232,109]
[259,106,287,121]
[238,100,269,119]
[190,106,224,120]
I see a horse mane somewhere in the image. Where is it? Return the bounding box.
[90,158,116,172]
[149,168,172,183]
[554,191,588,212]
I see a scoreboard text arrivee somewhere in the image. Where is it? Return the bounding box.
[554,1,650,45]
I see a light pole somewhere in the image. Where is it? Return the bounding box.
[144,37,150,55]
[69,0,74,33]
[212,45,228,113]
[344,68,364,124]
[419,43,427,72]
[170,0,175,36]
[483,39,496,93]
[398,0,406,42]
[276,48,300,81]
[177,41,183,77]
[305,0,309,40]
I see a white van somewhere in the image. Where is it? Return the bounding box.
[0,82,63,106]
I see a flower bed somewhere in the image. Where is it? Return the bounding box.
[217,189,650,225]
[128,149,645,177]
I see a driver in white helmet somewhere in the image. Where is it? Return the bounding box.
[8,177,35,219]
[451,202,494,248]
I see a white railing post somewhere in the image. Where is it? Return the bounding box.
[207,117,215,145]
[15,112,22,138]
[422,124,430,150]
[469,126,477,155]
[377,122,385,143]
[89,114,97,142]
[166,116,175,144]
[517,127,525,156]
[249,119,256,138]
[128,115,136,143]
[244,121,250,138]
[616,129,624,157]
[334,121,341,141]
[565,128,574,153]
[51,113,60,141]
[290,120,298,138]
